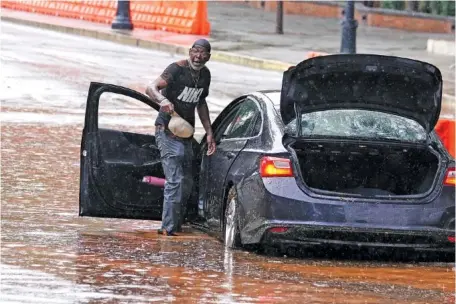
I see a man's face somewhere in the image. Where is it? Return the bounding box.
[189,46,211,68]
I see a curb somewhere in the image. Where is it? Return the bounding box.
[427,39,455,57]
[1,15,292,73]
[3,14,454,103]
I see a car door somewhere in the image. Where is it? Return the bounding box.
[200,97,261,228]
[79,82,198,220]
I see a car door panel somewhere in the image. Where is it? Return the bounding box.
[99,129,161,172]
[197,103,243,224]
[80,82,167,220]
[98,129,163,207]
[205,139,247,228]
[201,98,262,229]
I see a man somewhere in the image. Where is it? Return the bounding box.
[145,39,216,236]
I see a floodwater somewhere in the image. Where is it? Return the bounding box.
[2,123,455,303]
[1,22,455,303]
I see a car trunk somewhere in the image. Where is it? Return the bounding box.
[290,140,440,198]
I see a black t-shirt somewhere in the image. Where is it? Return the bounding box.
[155,60,211,128]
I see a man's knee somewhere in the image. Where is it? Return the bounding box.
[164,156,184,178]
[165,175,183,192]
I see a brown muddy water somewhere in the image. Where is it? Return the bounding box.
[1,21,455,304]
[1,122,455,304]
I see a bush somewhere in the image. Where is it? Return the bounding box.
[378,1,454,16]
[381,0,405,10]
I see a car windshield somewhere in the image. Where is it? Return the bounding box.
[285,109,428,142]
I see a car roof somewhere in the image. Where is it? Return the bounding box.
[258,90,281,109]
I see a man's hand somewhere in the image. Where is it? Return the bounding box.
[160,98,174,114]
[197,102,215,155]
[206,134,216,156]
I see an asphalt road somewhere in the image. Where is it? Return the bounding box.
[1,22,283,135]
[1,22,454,304]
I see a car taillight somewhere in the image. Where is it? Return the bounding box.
[444,167,455,186]
[269,227,289,233]
[260,156,293,177]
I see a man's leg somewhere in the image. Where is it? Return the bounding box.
[178,140,194,231]
[157,130,185,235]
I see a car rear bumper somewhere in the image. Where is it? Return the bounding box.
[256,221,456,253]
[235,175,454,252]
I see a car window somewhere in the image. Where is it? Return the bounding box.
[213,104,242,142]
[286,109,427,142]
[98,92,155,134]
[224,99,259,139]
[251,115,262,136]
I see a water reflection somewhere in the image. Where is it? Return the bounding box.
[222,248,235,303]
[1,123,454,303]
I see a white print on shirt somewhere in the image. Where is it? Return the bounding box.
[177,86,204,104]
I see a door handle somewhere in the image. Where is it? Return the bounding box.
[226,152,236,159]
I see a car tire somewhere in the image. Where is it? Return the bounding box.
[223,187,242,249]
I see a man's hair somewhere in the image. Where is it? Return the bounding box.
[192,39,211,53]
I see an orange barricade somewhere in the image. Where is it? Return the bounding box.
[1,0,211,35]
[435,118,456,158]
[130,1,162,30]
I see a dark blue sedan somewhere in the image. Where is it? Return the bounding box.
[79,54,455,253]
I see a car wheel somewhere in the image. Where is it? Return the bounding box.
[223,187,242,249]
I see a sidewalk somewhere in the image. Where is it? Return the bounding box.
[207,2,455,99]
[1,1,454,101]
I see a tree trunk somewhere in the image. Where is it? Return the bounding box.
[276,1,283,34]
[418,1,429,13]
[430,1,440,15]
[406,1,416,11]
[441,0,449,16]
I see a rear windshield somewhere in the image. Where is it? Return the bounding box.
[285,109,427,142]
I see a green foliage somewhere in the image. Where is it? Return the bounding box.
[381,0,405,10]
[378,1,454,16]
[440,0,455,16]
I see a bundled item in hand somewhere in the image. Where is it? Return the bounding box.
[168,111,194,138]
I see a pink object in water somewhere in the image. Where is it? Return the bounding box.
[142,176,166,188]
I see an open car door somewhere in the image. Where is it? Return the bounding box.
[79,82,166,220]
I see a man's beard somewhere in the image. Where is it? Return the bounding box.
[188,58,205,71]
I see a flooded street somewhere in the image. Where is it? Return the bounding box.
[1,22,455,303]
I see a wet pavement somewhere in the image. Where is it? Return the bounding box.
[1,22,455,303]
[208,1,455,99]
[2,1,455,103]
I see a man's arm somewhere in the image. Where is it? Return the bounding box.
[145,77,168,105]
[197,102,213,136]
[146,63,179,104]
[198,101,216,155]
[198,69,213,136]
[146,63,179,112]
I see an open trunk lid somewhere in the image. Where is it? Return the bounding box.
[280,54,443,133]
